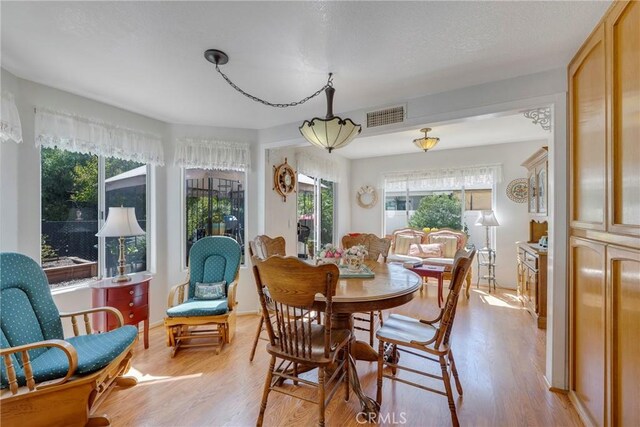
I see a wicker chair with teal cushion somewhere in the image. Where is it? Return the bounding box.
[164,236,241,357]
[0,252,138,427]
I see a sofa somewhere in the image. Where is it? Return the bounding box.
[387,227,473,298]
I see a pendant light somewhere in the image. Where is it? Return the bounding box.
[413,127,440,152]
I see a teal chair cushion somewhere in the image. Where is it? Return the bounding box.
[166,298,229,317]
[187,237,241,299]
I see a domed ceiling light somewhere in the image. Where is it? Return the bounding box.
[413,127,440,152]
[204,49,361,153]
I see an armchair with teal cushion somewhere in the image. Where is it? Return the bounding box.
[164,236,241,357]
[0,252,138,427]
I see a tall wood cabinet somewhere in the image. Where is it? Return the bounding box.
[568,2,640,426]
[522,147,548,216]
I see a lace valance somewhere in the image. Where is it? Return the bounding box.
[35,108,165,165]
[295,151,340,182]
[174,138,251,171]
[1,92,23,144]
[384,164,503,192]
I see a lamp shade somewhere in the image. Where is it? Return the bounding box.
[299,116,361,153]
[475,210,500,227]
[96,207,145,237]
[413,127,439,152]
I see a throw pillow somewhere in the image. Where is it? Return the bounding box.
[429,235,458,258]
[395,234,421,255]
[194,281,227,300]
[408,243,444,259]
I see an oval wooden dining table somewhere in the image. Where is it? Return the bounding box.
[311,261,421,418]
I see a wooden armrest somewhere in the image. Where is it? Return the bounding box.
[168,280,189,308]
[419,311,444,325]
[0,339,78,395]
[227,280,238,310]
[60,307,124,336]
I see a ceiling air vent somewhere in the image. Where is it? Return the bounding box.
[366,105,405,128]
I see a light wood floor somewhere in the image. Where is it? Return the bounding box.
[99,285,582,426]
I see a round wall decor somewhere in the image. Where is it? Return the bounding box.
[273,158,296,202]
[506,178,528,203]
[356,185,378,209]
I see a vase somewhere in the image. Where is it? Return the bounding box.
[319,257,339,265]
[344,254,364,272]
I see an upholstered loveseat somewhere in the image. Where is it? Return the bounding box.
[387,228,473,298]
[1,252,138,427]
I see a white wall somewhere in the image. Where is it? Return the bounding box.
[350,139,548,288]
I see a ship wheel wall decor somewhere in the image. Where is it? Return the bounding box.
[273,158,297,202]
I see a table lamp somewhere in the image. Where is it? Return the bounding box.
[475,210,500,251]
[96,207,145,282]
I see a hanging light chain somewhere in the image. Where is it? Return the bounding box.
[214,65,333,108]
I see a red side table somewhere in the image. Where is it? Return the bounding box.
[90,273,151,349]
[408,265,446,307]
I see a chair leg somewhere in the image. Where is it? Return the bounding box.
[318,367,326,427]
[440,356,460,427]
[378,310,384,326]
[250,315,265,362]
[448,350,463,396]
[369,312,375,347]
[257,356,276,427]
[344,345,350,401]
[376,339,384,405]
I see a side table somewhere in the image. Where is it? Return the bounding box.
[476,248,497,292]
[90,273,151,349]
[407,265,446,307]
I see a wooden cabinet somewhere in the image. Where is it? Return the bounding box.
[516,242,547,329]
[91,273,151,349]
[568,2,639,426]
[521,147,548,216]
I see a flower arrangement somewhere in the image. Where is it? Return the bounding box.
[318,243,343,261]
[343,244,368,271]
[343,244,368,258]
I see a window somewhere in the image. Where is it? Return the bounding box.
[184,168,245,265]
[297,174,335,258]
[41,147,150,289]
[383,165,501,236]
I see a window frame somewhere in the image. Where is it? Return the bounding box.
[40,148,153,291]
[180,167,248,271]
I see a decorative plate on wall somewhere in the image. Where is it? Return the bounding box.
[506,178,528,203]
[273,158,296,202]
[356,185,378,209]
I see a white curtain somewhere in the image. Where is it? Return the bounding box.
[35,108,165,165]
[1,92,23,144]
[295,151,340,182]
[384,164,503,191]
[174,138,251,171]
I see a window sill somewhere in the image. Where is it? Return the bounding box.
[50,281,91,296]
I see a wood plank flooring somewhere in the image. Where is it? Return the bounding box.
[99,285,582,426]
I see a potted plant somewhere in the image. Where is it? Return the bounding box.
[211,209,226,235]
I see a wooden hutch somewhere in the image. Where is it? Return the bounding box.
[516,147,548,328]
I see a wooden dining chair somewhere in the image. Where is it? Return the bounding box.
[375,249,475,427]
[252,255,351,427]
[342,234,392,346]
[248,235,286,362]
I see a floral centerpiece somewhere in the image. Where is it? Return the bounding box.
[317,243,343,264]
[343,245,368,272]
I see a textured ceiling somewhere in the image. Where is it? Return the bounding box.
[1,1,609,129]
[338,111,551,159]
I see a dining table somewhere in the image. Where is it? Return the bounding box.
[311,260,421,419]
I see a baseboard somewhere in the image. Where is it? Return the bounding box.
[568,390,596,427]
[543,375,568,394]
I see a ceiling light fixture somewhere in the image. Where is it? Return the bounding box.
[204,49,361,153]
[413,127,440,152]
